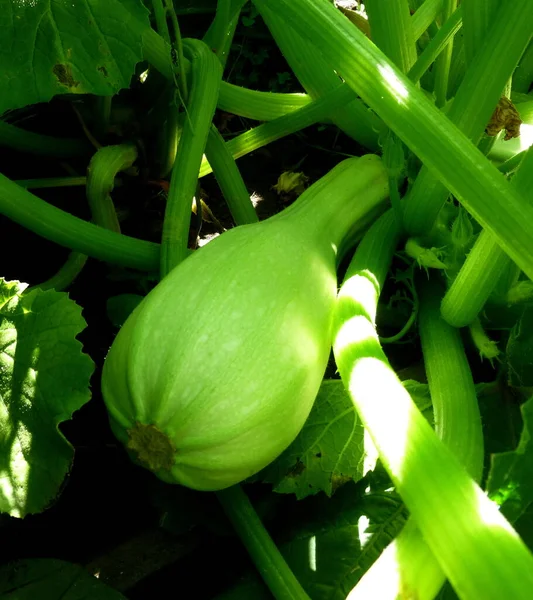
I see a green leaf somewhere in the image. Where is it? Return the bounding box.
[0,279,94,517]
[216,483,408,600]
[259,379,432,499]
[0,0,150,115]
[281,484,408,600]
[506,305,533,386]
[259,380,366,499]
[0,558,126,599]
[487,395,533,523]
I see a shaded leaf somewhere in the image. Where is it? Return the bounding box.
[487,395,533,523]
[259,380,365,499]
[282,483,408,600]
[0,0,150,115]
[0,558,126,599]
[506,305,533,386]
[0,279,94,517]
[216,482,408,600]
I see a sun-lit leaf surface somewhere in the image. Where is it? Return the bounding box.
[258,380,366,499]
[487,395,533,524]
[0,278,94,517]
[0,558,126,599]
[259,378,432,499]
[0,0,150,116]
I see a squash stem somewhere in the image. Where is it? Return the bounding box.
[216,485,311,600]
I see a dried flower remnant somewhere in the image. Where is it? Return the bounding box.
[272,171,309,203]
[485,97,522,141]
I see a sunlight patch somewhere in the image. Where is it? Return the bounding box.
[378,64,409,105]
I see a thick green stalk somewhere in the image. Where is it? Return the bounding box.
[217,486,310,600]
[31,252,89,293]
[332,219,533,600]
[37,143,139,292]
[203,0,247,68]
[256,0,533,282]
[86,144,137,233]
[432,0,457,107]
[198,84,356,178]
[217,86,311,121]
[411,0,443,40]
[14,177,89,189]
[408,6,463,84]
[204,126,258,225]
[365,0,417,73]
[418,276,484,482]
[447,27,466,98]
[441,145,533,327]
[0,120,91,157]
[151,0,171,43]
[160,39,221,276]
[402,0,532,235]
[165,0,189,102]
[0,173,159,270]
[257,4,383,150]
[461,0,499,65]
[140,21,314,121]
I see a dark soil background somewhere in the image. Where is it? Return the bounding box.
[0,5,497,599]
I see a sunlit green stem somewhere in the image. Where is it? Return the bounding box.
[256,3,383,150]
[411,0,443,40]
[461,0,499,65]
[333,214,533,599]
[408,6,463,84]
[441,145,533,327]
[258,0,533,281]
[418,275,484,481]
[217,485,311,600]
[433,0,457,106]
[403,0,532,235]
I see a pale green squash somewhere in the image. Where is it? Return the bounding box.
[101,155,388,490]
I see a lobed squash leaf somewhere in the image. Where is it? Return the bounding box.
[0,0,150,116]
[258,378,432,500]
[258,379,366,499]
[0,278,94,517]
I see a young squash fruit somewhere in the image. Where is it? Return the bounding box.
[101,155,389,491]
